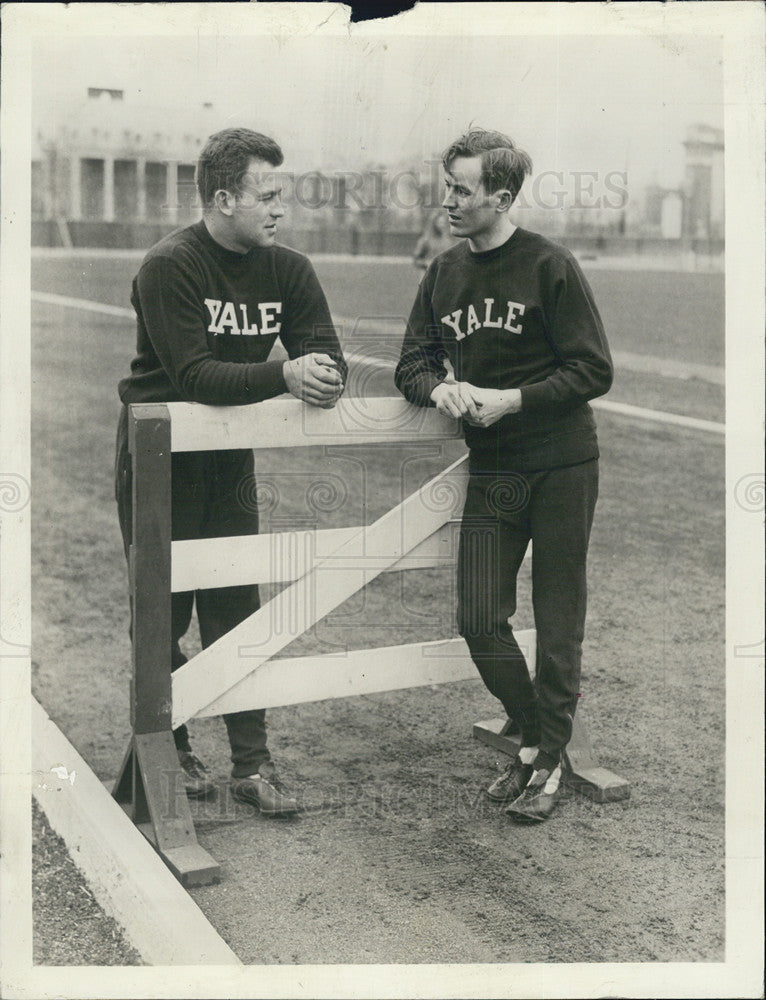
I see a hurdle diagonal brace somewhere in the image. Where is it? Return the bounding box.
[171,453,473,727]
[112,404,220,886]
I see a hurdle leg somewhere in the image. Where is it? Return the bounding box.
[113,733,220,886]
[112,404,220,886]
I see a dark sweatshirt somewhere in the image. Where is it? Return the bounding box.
[119,220,345,406]
[395,227,613,471]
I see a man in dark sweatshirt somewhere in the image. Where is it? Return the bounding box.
[395,128,613,822]
[115,127,346,815]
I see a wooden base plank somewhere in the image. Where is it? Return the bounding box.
[133,822,222,888]
[163,846,223,888]
[565,766,631,804]
[32,699,239,965]
[471,717,522,756]
[564,707,631,803]
[132,732,198,849]
[473,715,630,804]
[113,732,222,885]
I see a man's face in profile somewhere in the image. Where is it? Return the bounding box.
[228,157,285,251]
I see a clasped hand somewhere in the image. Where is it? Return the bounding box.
[430,380,521,427]
[283,353,344,408]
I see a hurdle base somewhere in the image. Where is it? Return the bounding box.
[473,716,630,804]
[134,823,222,887]
[471,717,522,756]
[113,733,222,887]
[563,767,630,804]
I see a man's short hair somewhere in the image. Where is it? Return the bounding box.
[196,128,284,209]
[442,128,532,203]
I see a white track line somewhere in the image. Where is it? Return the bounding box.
[32,245,724,274]
[609,350,723,386]
[32,290,134,318]
[32,291,724,435]
[33,247,147,260]
[32,698,241,966]
[591,398,724,434]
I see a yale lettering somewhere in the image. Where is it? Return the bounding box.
[439,299,525,339]
[204,298,283,336]
[465,304,481,336]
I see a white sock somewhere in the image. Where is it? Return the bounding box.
[518,745,538,765]
[542,765,562,794]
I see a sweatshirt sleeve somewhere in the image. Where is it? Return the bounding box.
[520,253,613,416]
[278,256,348,386]
[394,270,449,407]
[135,255,287,405]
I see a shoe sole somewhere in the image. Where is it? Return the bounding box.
[507,808,549,823]
[506,796,559,822]
[230,790,298,816]
[185,785,217,800]
[486,788,526,803]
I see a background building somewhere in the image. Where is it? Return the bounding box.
[31,83,216,246]
[682,123,725,240]
[31,79,724,262]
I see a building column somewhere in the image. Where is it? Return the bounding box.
[165,160,178,224]
[40,154,53,218]
[69,155,81,220]
[103,156,115,222]
[136,157,147,221]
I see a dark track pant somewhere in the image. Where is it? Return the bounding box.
[457,459,598,769]
[115,405,269,778]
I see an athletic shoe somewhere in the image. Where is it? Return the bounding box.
[505,765,562,823]
[230,760,298,816]
[485,757,534,803]
[177,750,216,799]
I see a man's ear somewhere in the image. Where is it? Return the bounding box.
[494,188,513,213]
[213,188,235,216]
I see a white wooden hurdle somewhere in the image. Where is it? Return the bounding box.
[113,395,626,886]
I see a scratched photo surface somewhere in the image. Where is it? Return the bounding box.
[3,4,761,999]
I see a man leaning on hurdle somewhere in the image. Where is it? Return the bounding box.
[395,127,613,823]
[115,127,346,815]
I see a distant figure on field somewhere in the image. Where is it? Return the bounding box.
[412,209,455,270]
[396,128,613,823]
[115,127,346,816]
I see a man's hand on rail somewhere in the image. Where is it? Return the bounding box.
[283,353,345,408]
[429,379,480,422]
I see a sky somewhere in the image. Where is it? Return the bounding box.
[33,30,723,190]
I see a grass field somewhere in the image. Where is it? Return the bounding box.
[32,253,725,367]
[30,252,725,964]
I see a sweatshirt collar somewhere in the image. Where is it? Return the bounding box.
[467,227,523,262]
[193,219,267,264]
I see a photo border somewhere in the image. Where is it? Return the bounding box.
[1,3,763,997]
